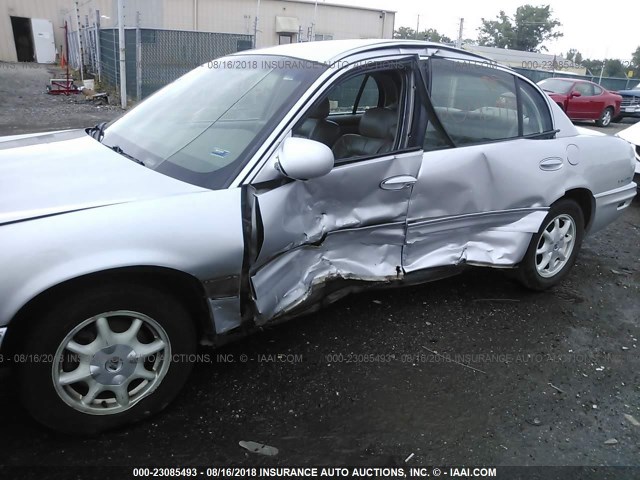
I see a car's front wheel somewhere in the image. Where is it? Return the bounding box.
[18,284,196,434]
[517,199,584,290]
[595,107,614,127]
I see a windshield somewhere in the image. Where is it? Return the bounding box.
[537,78,573,94]
[102,55,326,189]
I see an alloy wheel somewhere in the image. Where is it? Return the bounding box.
[51,311,171,415]
[535,214,577,278]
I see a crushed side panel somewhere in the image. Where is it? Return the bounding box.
[403,210,547,272]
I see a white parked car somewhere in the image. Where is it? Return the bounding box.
[0,40,636,433]
[616,121,640,179]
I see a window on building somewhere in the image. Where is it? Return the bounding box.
[314,34,334,41]
[279,34,293,45]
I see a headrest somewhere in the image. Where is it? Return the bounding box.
[309,98,331,119]
[359,108,397,139]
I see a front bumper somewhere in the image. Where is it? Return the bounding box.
[620,104,640,117]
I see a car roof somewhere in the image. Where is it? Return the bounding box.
[541,78,601,86]
[234,39,490,64]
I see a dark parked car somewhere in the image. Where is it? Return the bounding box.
[538,78,622,127]
[614,81,640,120]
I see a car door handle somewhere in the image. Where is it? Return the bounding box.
[380,175,418,190]
[539,157,564,171]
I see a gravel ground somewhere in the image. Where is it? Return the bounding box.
[0,62,122,136]
[0,61,638,475]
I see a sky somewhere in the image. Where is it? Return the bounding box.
[328,0,639,61]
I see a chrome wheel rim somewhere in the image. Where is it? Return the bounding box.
[535,214,576,278]
[52,311,171,416]
[601,110,611,126]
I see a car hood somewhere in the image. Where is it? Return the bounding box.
[617,122,640,145]
[0,129,207,225]
[616,89,640,96]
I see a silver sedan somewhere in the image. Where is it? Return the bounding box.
[0,40,636,433]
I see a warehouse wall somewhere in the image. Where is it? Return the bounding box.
[0,0,117,63]
[0,0,395,63]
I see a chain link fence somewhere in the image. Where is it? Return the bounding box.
[98,28,253,101]
[513,67,636,92]
[67,25,101,79]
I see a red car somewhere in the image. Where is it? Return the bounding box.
[537,78,622,127]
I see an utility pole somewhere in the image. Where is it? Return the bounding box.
[117,0,126,108]
[136,11,141,101]
[598,48,608,85]
[95,10,101,83]
[456,18,464,48]
[253,0,261,48]
[74,0,84,81]
[415,14,419,39]
[311,0,318,41]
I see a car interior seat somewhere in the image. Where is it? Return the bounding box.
[294,98,341,148]
[331,107,398,160]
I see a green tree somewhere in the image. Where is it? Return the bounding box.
[478,5,563,52]
[632,46,640,77]
[580,58,601,76]
[422,28,453,44]
[394,27,452,44]
[603,59,625,78]
[393,26,417,39]
[565,48,583,65]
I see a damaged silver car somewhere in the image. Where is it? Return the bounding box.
[0,40,636,433]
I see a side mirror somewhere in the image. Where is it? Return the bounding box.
[276,137,334,181]
[570,91,582,98]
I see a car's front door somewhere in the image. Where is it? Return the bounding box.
[246,59,424,323]
[567,82,596,118]
[404,57,566,273]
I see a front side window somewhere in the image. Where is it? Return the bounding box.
[428,58,519,145]
[328,75,379,114]
[101,55,325,189]
[574,82,595,96]
[293,67,406,162]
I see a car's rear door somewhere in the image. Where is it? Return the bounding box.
[403,57,566,273]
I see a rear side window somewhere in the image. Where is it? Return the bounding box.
[518,79,553,136]
[429,58,520,145]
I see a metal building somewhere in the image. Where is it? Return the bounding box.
[0,0,395,63]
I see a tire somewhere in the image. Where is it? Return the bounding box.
[595,107,613,127]
[18,284,196,434]
[612,115,623,123]
[517,199,584,291]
